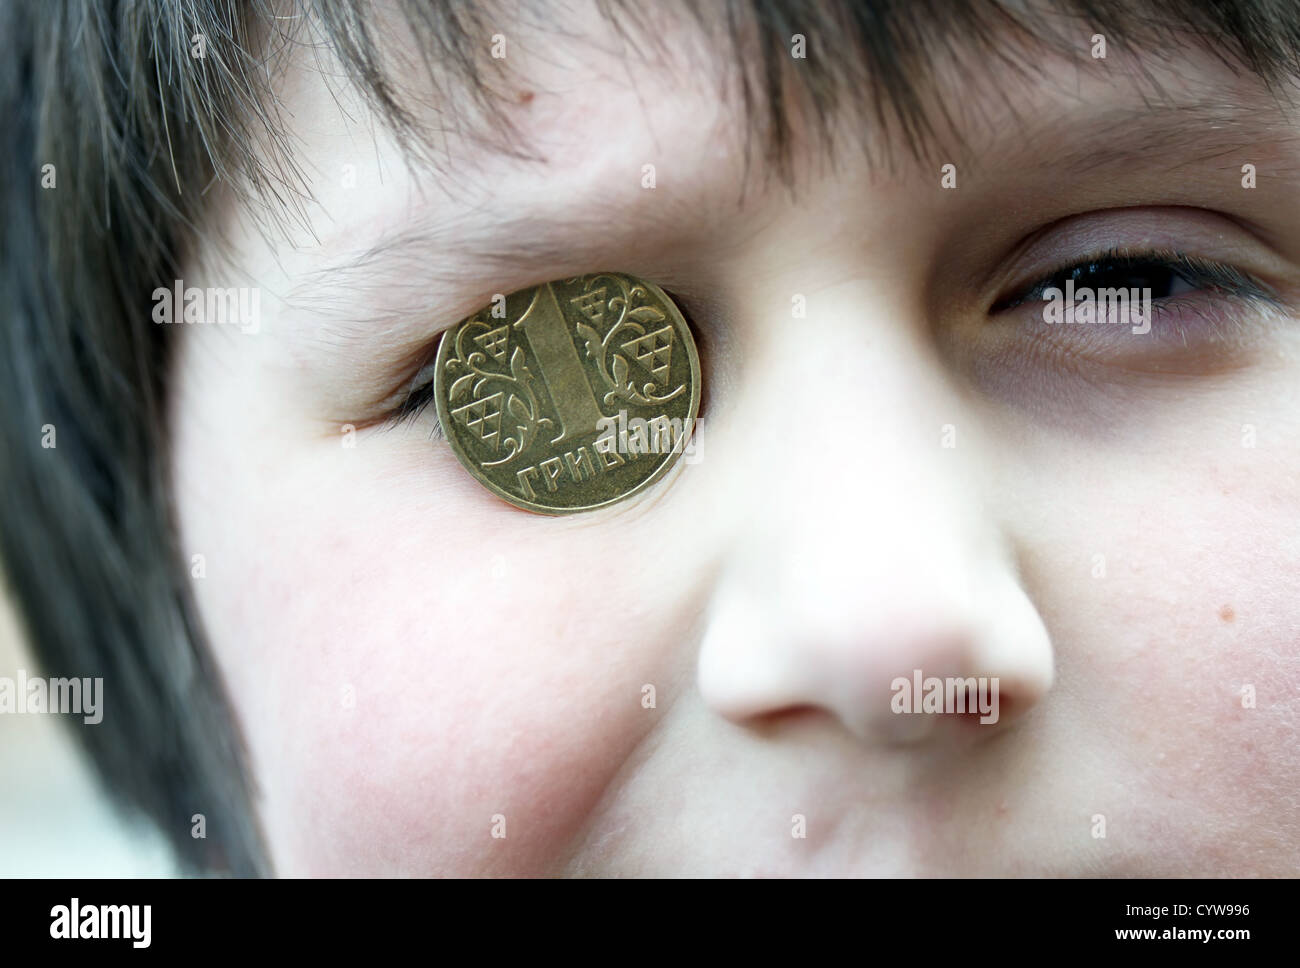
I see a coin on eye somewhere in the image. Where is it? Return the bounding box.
[433,273,702,514]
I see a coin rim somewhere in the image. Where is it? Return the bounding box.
[433,274,702,515]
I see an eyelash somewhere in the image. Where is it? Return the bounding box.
[992,247,1277,313]
[391,368,443,438]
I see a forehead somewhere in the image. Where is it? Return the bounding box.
[225,0,1300,369]
[273,2,1295,242]
[280,5,754,253]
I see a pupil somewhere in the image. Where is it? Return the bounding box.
[1067,261,1178,298]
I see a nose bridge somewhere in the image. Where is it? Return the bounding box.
[731,279,989,575]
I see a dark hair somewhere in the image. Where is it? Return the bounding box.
[3,0,1299,875]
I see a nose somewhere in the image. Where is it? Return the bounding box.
[695,281,1053,746]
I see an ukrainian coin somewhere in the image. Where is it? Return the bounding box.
[434,273,701,514]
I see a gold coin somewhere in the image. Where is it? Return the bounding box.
[434,273,701,514]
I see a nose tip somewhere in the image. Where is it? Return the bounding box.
[696,558,1054,749]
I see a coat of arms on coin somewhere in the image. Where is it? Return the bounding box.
[434,273,701,513]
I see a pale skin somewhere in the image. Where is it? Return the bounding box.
[170,5,1300,874]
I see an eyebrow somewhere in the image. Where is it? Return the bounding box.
[282,206,638,358]
[1028,98,1300,176]
[289,92,1300,318]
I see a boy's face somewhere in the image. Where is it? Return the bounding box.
[170,5,1300,874]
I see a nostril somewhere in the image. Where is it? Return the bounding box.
[958,683,1011,728]
[747,704,828,739]
[882,666,1015,733]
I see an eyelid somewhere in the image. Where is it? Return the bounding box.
[978,205,1291,310]
[992,247,1279,313]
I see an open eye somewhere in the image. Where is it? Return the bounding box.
[992,248,1275,313]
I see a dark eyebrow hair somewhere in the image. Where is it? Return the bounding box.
[1019,97,1300,176]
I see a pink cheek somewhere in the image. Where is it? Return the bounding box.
[1025,463,1297,834]
[216,491,677,874]
[1099,565,1299,817]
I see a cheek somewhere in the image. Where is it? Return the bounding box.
[1026,446,1300,870]
[176,416,706,874]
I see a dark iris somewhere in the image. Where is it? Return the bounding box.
[991,248,1272,313]
[1054,259,1181,298]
